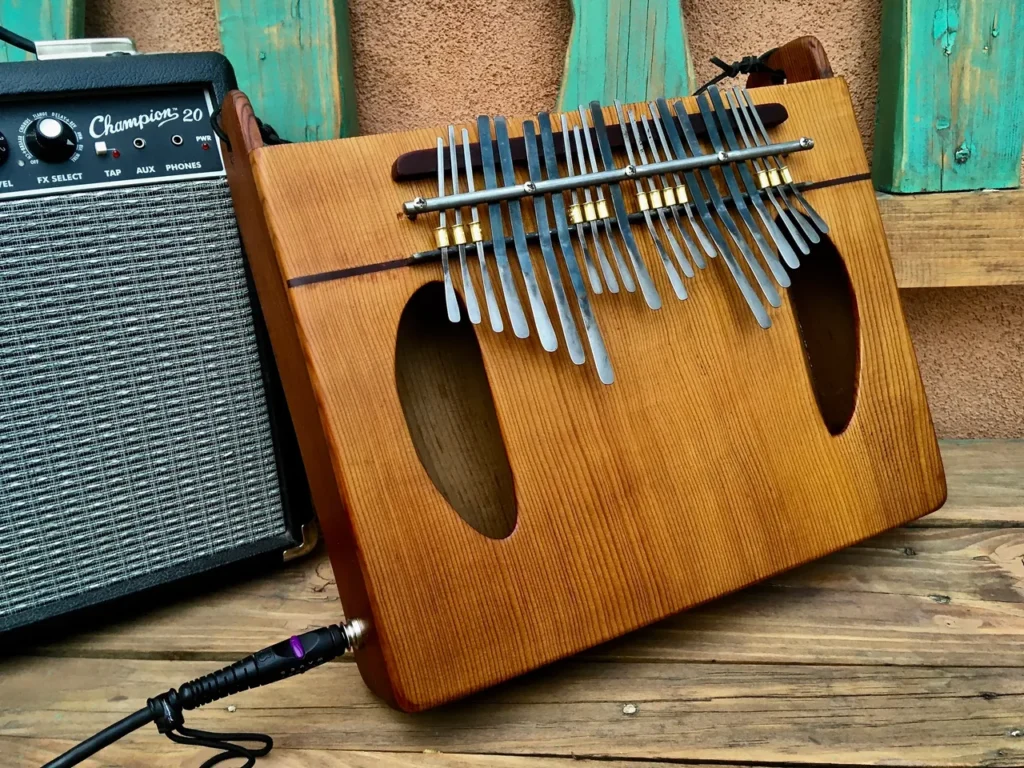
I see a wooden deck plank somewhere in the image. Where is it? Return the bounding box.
[6,438,1023,766]
[31,525,1024,668]
[26,440,1023,667]
[917,440,1024,525]
[5,658,1023,766]
[881,190,1024,288]
[3,742,772,768]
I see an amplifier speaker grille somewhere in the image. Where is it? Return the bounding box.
[0,178,287,625]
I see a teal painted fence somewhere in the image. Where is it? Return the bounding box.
[874,0,1024,193]
[557,0,693,110]
[217,0,358,142]
[0,0,84,62]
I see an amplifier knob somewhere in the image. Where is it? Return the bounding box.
[25,117,78,163]
[0,131,8,167]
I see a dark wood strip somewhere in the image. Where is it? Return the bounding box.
[391,104,790,181]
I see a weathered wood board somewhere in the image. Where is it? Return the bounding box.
[216,0,358,142]
[557,0,694,110]
[874,0,1024,192]
[0,0,84,62]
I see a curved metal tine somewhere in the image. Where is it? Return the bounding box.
[494,116,558,351]
[436,136,460,322]
[626,106,694,279]
[695,93,790,289]
[539,112,613,384]
[577,105,635,293]
[647,100,714,266]
[654,97,770,328]
[724,88,809,255]
[612,101,686,299]
[587,102,661,310]
[460,128,503,332]
[570,124,619,292]
[738,87,828,235]
[639,109,703,272]
[671,99,782,308]
[557,113,603,294]
[477,116,530,338]
[730,88,818,246]
[448,125,481,323]
[706,85,800,271]
[523,119,585,365]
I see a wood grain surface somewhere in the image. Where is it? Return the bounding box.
[880,189,1024,287]
[226,78,945,710]
[3,442,1020,768]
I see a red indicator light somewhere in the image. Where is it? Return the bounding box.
[112,149,121,159]
[202,143,210,151]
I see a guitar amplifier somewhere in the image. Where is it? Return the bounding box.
[0,44,311,633]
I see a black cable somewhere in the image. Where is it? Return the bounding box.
[43,622,361,768]
[692,51,784,95]
[0,24,37,55]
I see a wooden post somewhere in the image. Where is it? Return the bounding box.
[873,0,1024,193]
[556,0,694,110]
[0,0,84,62]
[217,0,358,142]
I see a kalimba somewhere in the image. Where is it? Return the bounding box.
[221,75,946,712]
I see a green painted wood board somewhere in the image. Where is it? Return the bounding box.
[217,0,358,142]
[0,0,84,62]
[873,0,1024,193]
[557,0,694,111]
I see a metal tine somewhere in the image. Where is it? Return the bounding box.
[724,88,810,255]
[625,106,694,279]
[577,106,635,293]
[448,125,482,324]
[586,101,662,310]
[654,97,771,328]
[694,92,791,289]
[522,119,586,365]
[615,101,691,281]
[732,86,819,243]
[557,113,603,294]
[538,112,614,384]
[477,116,530,338]
[436,137,460,323]
[671,98,783,305]
[706,85,800,270]
[494,115,558,351]
[638,109,704,272]
[647,100,715,265]
[570,124,620,292]
[738,87,829,235]
[460,128,503,332]
[610,103,687,300]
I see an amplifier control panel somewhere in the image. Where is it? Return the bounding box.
[0,87,225,200]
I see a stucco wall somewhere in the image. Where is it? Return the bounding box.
[85,0,1024,438]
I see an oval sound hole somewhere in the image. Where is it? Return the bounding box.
[787,228,860,436]
[395,282,517,539]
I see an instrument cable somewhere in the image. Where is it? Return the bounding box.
[0,24,37,55]
[42,619,368,768]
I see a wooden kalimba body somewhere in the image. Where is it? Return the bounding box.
[221,75,946,712]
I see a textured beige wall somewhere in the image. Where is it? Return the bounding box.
[85,0,1024,438]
